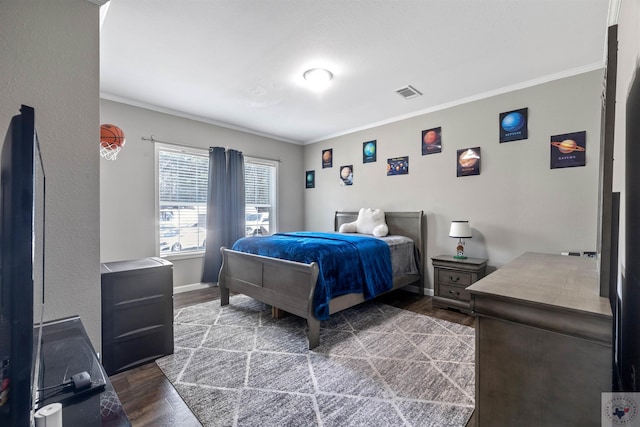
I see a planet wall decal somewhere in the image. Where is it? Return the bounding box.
[551,139,585,154]
[340,165,353,185]
[457,147,481,177]
[322,149,332,168]
[501,111,525,132]
[550,130,586,169]
[364,142,375,157]
[305,170,315,188]
[423,130,437,144]
[422,127,442,155]
[458,149,479,168]
[499,108,528,143]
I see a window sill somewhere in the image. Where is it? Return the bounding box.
[160,251,205,261]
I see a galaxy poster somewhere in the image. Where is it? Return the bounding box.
[387,156,409,176]
[305,170,315,188]
[340,165,353,185]
[499,108,528,143]
[322,149,333,168]
[457,147,481,177]
[550,131,586,169]
[363,140,377,163]
[422,127,442,155]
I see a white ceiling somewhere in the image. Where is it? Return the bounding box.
[100,0,610,144]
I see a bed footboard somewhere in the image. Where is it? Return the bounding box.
[219,247,321,347]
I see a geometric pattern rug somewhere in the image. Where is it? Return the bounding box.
[156,295,475,427]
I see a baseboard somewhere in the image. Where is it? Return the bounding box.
[174,282,434,297]
[403,284,434,296]
[173,282,216,294]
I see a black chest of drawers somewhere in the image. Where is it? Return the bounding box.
[101,257,173,376]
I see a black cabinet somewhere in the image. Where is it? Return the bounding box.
[39,316,130,426]
[101,257,173,376]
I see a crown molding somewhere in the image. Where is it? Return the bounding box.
[87,0,109,6]
[307,63,605,144]
[100,92,301,145]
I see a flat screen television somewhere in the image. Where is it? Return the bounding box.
[618,64,640,392]
[0,105,46,427]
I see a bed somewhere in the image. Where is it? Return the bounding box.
[218,211,424,348]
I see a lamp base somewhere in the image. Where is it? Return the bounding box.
[454,238,466,260]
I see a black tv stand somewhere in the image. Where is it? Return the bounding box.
[38,316,130,426]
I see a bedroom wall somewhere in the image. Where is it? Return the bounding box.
[0,1,102,348]
[303,70,604,293]
[99,99,304,288]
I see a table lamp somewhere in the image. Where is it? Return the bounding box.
[449,220,472,259]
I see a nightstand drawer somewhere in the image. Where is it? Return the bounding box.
[438,269,472,286]
[439,283,471,302]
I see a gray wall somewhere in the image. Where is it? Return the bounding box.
[0,1,102,348]
[303,70,604,293]
[99,99,304,287]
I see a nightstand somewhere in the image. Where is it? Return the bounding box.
[431,255,487,313]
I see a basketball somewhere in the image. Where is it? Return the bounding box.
[100,124,125,148]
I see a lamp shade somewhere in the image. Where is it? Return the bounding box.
[449,221,472,238]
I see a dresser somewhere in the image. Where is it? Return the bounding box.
[101,257,174,376]
[468,252,612,427]
[431,255,487,313]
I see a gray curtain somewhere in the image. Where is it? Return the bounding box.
[226,149,246,245]
[202,147,245,283]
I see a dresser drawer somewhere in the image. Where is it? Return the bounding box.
[439,283,471,302]
[438,269,472,286]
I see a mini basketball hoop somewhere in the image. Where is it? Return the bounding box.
[99,124,126,160]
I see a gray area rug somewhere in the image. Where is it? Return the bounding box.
[156,295,475,427]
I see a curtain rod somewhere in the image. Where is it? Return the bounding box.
[141,135,281,163]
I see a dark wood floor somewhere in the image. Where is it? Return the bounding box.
[110,287,475,426]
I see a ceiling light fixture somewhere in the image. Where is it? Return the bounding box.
[303,68,333,84]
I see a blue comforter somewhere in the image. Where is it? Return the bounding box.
[231,232,393,320]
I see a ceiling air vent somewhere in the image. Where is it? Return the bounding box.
[395,85,422,100]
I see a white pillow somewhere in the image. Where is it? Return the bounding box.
[339,222,357,233]
[355,208,389,237]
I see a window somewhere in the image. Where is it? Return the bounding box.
[157,145,208,255]
[156,145,277,256]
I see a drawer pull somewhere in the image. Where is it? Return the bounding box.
[449,276,460,283]
[448,290,460,296]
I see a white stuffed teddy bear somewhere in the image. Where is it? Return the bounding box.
[339,208,389,237]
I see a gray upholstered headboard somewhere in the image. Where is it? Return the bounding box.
[334,211,425,281]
